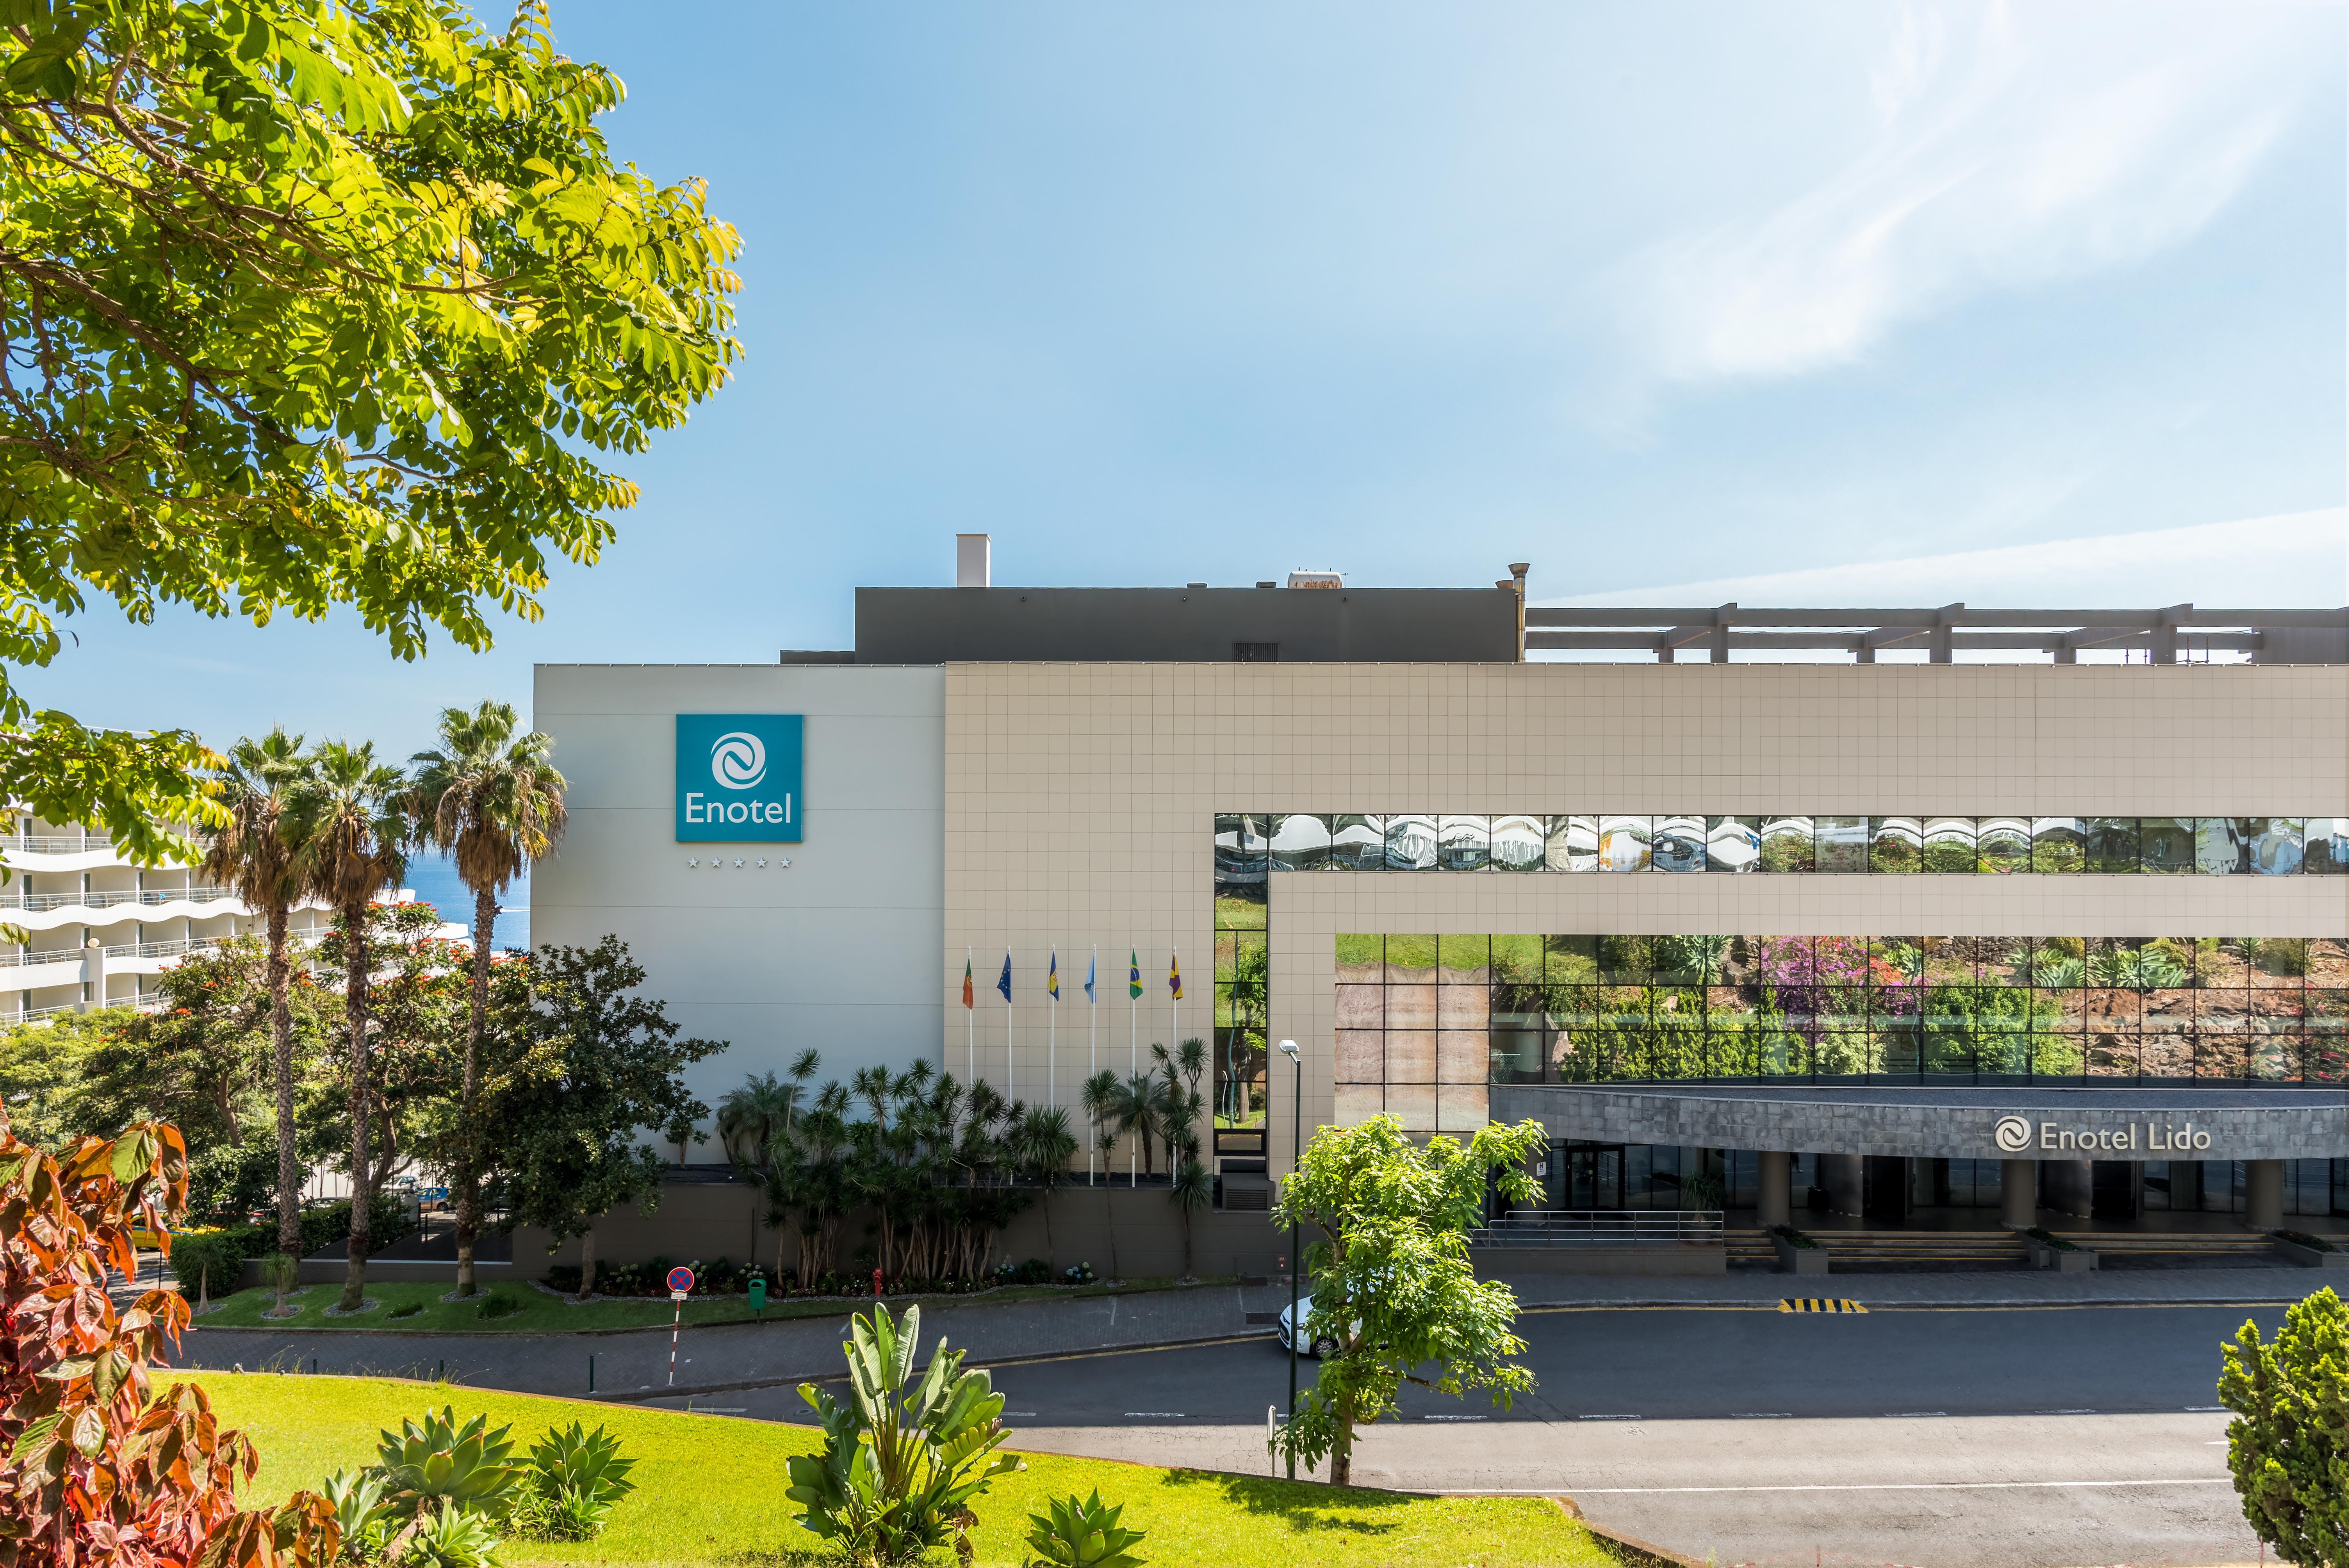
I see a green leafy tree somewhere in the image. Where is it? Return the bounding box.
[199,727,316,1253]
[2219,1286,2349,1566]
[297,739,408,1310]
[0,0,739,864]
[407,698,566,1297]
[74,935,331,1218]
[0,1005,123,1149]
[1270,1114,1547,1486]
[784,1303,1023,1566]
[482,937,720,1298]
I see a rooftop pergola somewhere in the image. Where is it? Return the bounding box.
[1521,604,2349,663]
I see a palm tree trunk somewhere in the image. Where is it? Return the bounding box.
[456,884,495,1297]
[269,902,300,1257]
[339,897,372,1313]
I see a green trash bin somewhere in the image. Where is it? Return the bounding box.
[749,1275,766,1316]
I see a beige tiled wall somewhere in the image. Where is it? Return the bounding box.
[943,661,2349,1171]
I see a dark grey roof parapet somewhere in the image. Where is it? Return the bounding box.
[1524,602,2349,663]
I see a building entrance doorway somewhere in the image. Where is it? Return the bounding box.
[1564,1145,1623,1210]
[1863,1155,1910,1224]
[2092,1160,2140,1221]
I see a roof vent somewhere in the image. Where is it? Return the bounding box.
[955,533,990,588]
[1287,570,1343,589]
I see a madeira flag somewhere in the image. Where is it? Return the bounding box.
[961,956,973,1009]
[1169,951,1183,1001]
[1048,947,1060,1001]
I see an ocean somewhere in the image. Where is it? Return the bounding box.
[400,851,531,953]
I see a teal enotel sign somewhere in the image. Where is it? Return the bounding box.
[675,714,802,842]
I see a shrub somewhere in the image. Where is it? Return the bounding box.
[403,1499,502,1568]
[1063,1261,1098,1285]
[784,1303,1022,1564]
[323,1468,397,1561]
[995,1257,1052,1286]
[2025,1227,2082,1253]
[2259,938,2311,978]
[1024,1489,1148,1568]
[1769,1224,1816,1250]
[167,1222,269,1294]
[388,1302,424,1320]
[475,1289,524,1321]
[2219,1288,2348,1566]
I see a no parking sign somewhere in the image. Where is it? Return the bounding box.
[667,1266,695,1299]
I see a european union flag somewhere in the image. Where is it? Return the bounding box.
[997,952,1012,1002]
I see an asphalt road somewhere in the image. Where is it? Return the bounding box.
[646,1303,2290,1568]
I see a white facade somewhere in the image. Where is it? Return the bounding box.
[530,664,946,1108]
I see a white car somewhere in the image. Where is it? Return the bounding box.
[1275,1297,1356,1358]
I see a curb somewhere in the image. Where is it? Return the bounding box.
[1520,1295,2310,1311]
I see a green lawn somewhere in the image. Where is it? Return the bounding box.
[198,1277,1211,1335]
[192,1372,1619,1567]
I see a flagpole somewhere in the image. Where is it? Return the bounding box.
[1129,950,1138,1188]
[965,946,974,1085]
[1088,946,1098,1186]
[1048,947,1057,1111]
[1007,964,1015,1106]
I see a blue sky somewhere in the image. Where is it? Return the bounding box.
[27,0,2348,759]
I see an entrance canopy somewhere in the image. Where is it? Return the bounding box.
[1490,1083,2348,1163]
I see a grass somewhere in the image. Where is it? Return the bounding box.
[195,1276,1209,1335]
[191,1372,1618,1567]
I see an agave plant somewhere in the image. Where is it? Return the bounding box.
[518,1422,636,1540]
[401,1499,503,1568]
[1023,1489,1149,1568]
[784,1303,1023,1565]
[322,1468,397,1562]
[376,1408,527,1523]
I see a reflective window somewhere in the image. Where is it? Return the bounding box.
[1491,814,1545,872]
[1759,816,1813,872]
[1384,814,1436,871]
[2249,818,2304,875]
[1922,816,1976,873]
[1706,816,1761,872]
[2195,817,2247,876]
[2083,817,2140,873]
[2308,818,2349,875]
[1544,815,1597,873]
[1869,816,1922,874]
[1436,815,1490,871]
[1269,813,1330,872]
[1597,815,1652,873]
[1977,818,2030,874]
[1330,814,1385,871]
[1814,816,1868,873]
[1654,816,1706,872]
[2030,818,2085,874]
[1213,814,1269,894]
[2142,816,2196,874]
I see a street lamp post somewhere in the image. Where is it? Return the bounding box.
[1278,1037,1301,1482]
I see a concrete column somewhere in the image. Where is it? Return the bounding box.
[1999,1160,2038,1228]
[79,939,104,1011]
[1757,1151,1792,1228]
[2042,1159,2094,1219]
[2245,1160,2286,1231]
[1821,1153,1864,1218]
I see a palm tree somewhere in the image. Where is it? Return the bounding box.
[407,700,567,1298]
[1011,1106,1077,1267]
[298,740,408,1313]
[201,727,314,1257]
[1156,1039,1211,1283]
[1107,1071,1168,1178]
[1081,1069,1123,1278]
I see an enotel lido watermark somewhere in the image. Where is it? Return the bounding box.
[1993,1113,2212,1156]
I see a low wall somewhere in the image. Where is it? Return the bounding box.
[499,1180,1296,1284]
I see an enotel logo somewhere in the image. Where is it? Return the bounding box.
[1993,1116,2032,1153]
[711,731,766,790]
[675,714,802,843]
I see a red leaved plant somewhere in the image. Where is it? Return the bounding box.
[0,1112,335,1568]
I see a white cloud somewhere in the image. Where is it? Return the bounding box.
[1540,507,2347,609]
[1618,2,2321,389]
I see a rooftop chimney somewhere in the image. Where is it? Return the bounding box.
[1286,570,1343,589]
[955,533,991,589]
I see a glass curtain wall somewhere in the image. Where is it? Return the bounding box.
[1260,815,2349,875]
[1338,932,2348,1091]
[1214,815,1269,1131]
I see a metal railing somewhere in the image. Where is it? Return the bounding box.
[0,886,241,913]
[6,836,117,855]
[1470,1209,1726,1246]
[1524,604,2349,665]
